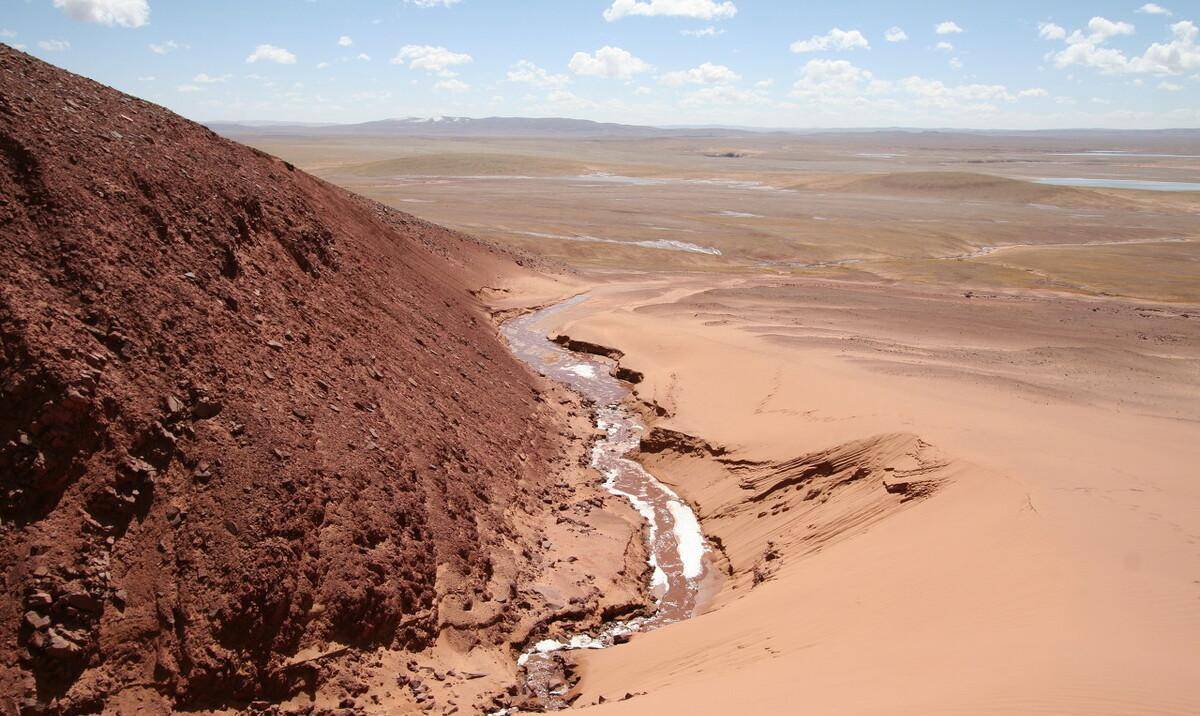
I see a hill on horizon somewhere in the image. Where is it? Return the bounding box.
[208,115,1200,140]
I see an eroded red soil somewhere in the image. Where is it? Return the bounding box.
[0,46,593,714]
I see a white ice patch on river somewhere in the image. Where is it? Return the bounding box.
[568,364,598,379]
[599,457,669,592]
[667,500,706,580]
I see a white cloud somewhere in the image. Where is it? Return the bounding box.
[1038,22,1067,40]
[896,76,1015,105]
[193,72,231,83]
[885,27,908,42]
[949,57,964,70]
[52,0,149,28]
[755,78,775,89]
[391,44,472,75]
[1138,3,1172,16]
[1049,17,1198,75]
[435,78,470,92]
[788,58,1020,119]
[37,39,70,51]
[603,0,737,22]
[1050,27,1131,73]
[1019,87,1049,97]
[316,61,330,69]
[1158,80,1183,90]
[351,90,392,101]
[634,85,653,95]
[338,35,353,47]
[1083,17,1136,41]
[545,88,600,110]
[936,21,964,35]
[1132,20,1199,73]
[507,59,571,88]
[660,61,740,86]
[568,46,653,79]
[177,84,202,93]
[682,26,724,37]
[790,28,870,53]
[137,75,154,81]
[681,84,772,107]
[149,40,186,54]
[404,0,462,6]
[0,29,16,39]
[246,44,297,64]
[791,58,875,99]
[936,41,954,51]
[357,52,370,61]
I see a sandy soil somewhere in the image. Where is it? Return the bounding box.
[232,131,1200,302]
[230,122,1200,714]
[15,43,1200,716]
[493,274,1200,715]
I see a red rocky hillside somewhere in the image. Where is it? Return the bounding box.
[0,46,563,713]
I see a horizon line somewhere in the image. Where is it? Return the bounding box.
[204,115,1200,134]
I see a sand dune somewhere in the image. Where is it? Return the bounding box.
[508,275,1200,715]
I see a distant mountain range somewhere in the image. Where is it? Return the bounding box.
[207,115,1200,140]
[207,115,742,138]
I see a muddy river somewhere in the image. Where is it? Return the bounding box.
[500,295,710,709]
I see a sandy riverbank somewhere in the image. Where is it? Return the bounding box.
[495,272,1200,715]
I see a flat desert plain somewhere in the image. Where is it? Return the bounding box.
[231,127,1200,714]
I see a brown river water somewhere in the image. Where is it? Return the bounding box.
[499,295,710,710]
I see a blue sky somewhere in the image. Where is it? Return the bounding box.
[4,0,1198,128]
